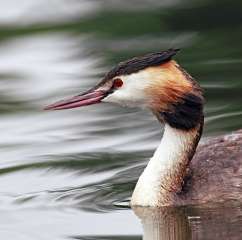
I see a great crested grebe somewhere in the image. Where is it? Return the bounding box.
[45,49,242,207]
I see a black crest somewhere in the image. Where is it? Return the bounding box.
[104,48,180,80]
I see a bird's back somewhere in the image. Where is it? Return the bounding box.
[181,130,242,204]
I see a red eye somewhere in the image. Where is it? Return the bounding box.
[113,78,123,88]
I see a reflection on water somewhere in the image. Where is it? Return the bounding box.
[0,0,242,239]
[134,204,242,240]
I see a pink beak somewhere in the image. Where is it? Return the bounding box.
[44,90,107,110]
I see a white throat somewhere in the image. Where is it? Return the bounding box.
[131,124,200,207]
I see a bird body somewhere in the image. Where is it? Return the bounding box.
[184,130,242,205]
[45,49,242,207]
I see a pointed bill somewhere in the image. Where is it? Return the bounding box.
[44,90,107,110]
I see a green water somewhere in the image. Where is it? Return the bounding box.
[0,0,242,239]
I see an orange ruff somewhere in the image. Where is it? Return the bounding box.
[145,60,194,111]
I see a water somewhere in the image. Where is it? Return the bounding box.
[0,0,241,239]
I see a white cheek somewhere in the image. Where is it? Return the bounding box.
[102,71,150,108]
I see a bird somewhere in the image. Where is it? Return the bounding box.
[45,49,242,207]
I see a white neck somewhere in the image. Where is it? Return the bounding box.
[131,124,200,207]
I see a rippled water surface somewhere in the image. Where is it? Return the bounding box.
[0,0,242,239]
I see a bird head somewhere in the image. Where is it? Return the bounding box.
[45,49,203,130]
